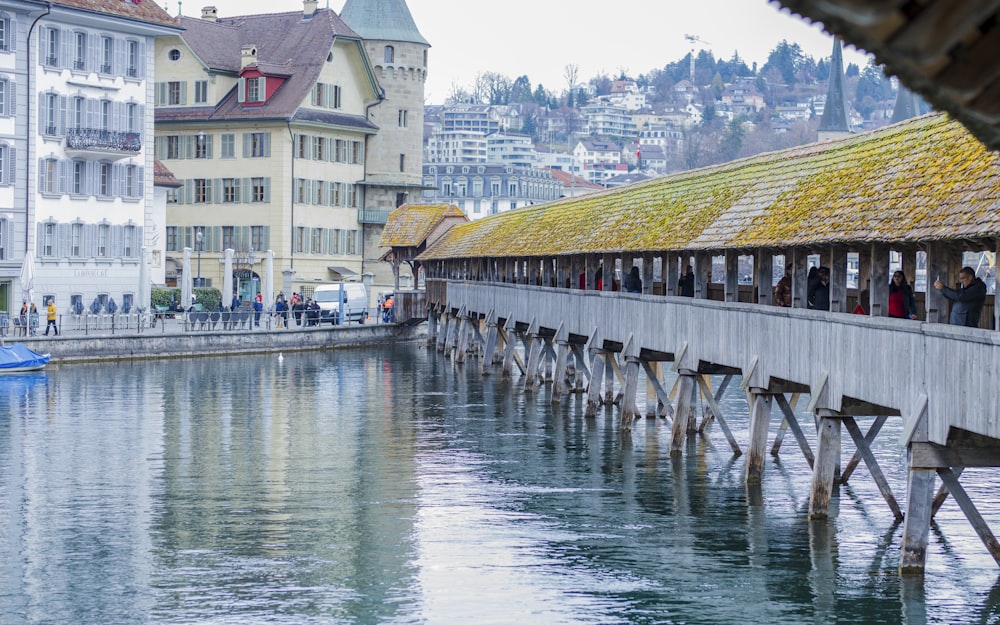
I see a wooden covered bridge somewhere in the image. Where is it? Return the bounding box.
[381,114,1000,575]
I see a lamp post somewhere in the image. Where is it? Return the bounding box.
[195,228,203,288]
[248,247,254,301]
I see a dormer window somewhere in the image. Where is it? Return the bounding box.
[238,74,268,104]
[247,78,260,102]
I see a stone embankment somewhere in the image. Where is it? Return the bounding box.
[7,323,426,364]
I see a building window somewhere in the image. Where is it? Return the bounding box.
[222,178,238,203]
[332,85,341,108]
[165,226,178,251]
[352,141,363,164]
[43,223,55,256]
[0,17,8,52]
[98,224,108,257]
[398,109,407,127]
[297,134,308,158]
[126,103,138,133]
[193,178,208,203]
[0,80,6,116]
[125,165,136,197]
[166,135,179,159]
[314,180,324,205]
[101,36,113,73]
[384,45,394,63]
[222,226,234,250]
[101,100,111,130]
[312,83,325,107]
[44,27,59,66]
[314,136,325,160]
[41,159,57,194]
[72,160,85,195]
[74,32,86,70]
[126,40,139,77]
[295,227,305,253]
[249,132,268,157]
[296,178,307,203]
[251,226,263,251]
[311,228,322,254]
[168,81,182,105]
[98,162,111,197]
[71,223,82,256]
[399,153,405,172]
[220,133,235,158]
[195,133,207,159]
[44,93,57,135]
[0,218,5,260]
[251,177,265,202]
[194,80,208,104]
[168,48,181,61]
[247,77,260,102]
[166,188,178,204]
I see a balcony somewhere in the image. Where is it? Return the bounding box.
[65,128,141,160]
[357,209,392,224]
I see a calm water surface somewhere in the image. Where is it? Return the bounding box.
[2,343,1000,624]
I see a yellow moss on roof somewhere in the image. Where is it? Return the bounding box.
[419,114,1000,261]
[379,203,467,248]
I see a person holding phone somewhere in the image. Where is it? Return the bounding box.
[933,266,987,327]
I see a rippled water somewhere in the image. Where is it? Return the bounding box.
[2,343,1000,624]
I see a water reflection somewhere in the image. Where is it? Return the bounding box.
[1,344,999,623]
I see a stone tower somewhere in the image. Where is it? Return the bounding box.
[339,0,429,287]
[817,38,852,142]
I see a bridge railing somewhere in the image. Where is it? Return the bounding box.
[441,280,999,445]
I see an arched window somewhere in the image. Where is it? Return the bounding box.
[384,45,394,63]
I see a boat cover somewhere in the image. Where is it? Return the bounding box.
[0,343,50,370]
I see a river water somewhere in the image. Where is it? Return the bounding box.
[2,342,999,624]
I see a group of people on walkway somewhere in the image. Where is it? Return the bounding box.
[771,264,988,328]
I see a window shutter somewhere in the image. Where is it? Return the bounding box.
[242,133,250,157]
[36,157,43,189]
[6,81,14,118]
[156,82,166,106]
[59,160,69,194]
[205,178,212,203]
[184,179,193,204]
[206,134,213,158]
[184,135,194,159]
[57,223,71,257]
[137,41,145,79]
[263,177,270,202]
[137,166,144,197]
[38,27,47,62]
[258,76,266,102]
[8,18,15,53]
[242,177,251,203]
[154,136,165,159]
[88,30,99,70]
[6,146,14,186]
[111,225,123,258]
[57,96,67,135]
[237,78,245,103]
[263,132,271,157]
[60,28,71,68]
[180,81,187,105]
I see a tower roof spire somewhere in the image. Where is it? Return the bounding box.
[818,38,851,134]
[339,0,429,46]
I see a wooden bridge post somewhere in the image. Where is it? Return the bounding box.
[791,248,808,308]
[670,370,698,456]
[829,246,848,313]
[436,308,450,353]
[551,323,570,403]
[756,250,773,305]
[900,400,933,574]
[585,328,604,417]
[746,389,774,484]
[500,315,520,379]
[619,335,641,432]
[642,253,654,295]
[809,411,842,518]
[524,317,543,394]
[454,309,471,363]
[666,252,679,297]
[869,245,890,317]
[427,306,439,346]
[724,250,739,302]
[645,361,660,417]
[694,253,711,299]
[604,350,616,403]
[925,241,952,324]
[481,310,499,376]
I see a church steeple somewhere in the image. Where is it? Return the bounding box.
[818,38,852,141]
[339,0,428,46]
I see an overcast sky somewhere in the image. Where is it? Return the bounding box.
[167,0,873,104]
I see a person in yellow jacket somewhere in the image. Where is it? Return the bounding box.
[44,298,58,336]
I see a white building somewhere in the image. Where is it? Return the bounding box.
[486,132,536,168]
[10,0,179,317]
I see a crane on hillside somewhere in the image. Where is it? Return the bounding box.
[684,34,711,82]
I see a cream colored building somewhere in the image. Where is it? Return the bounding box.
[154,2,383,300]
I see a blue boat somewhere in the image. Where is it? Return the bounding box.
[0,343,50,372]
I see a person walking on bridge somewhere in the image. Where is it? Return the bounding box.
[888,271,918,320]
[934,266,987,327]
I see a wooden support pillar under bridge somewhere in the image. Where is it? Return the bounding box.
[427,291,1000,574]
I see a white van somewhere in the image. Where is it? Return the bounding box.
[312,283,369,324]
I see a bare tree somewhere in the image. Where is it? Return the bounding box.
[474,71,512,105]
[563,63,579,95]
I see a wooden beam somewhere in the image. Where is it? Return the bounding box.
[696,375,742,456]
[840,415,888,482]
[844,417,903,521]
[937,467,1000,567]
[910,443,1000,469]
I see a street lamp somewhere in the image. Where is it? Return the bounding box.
[195,228,203,288]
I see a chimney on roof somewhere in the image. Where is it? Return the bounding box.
[201,6,217,21]
[241,45,258,69]
[304,0,318,17]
